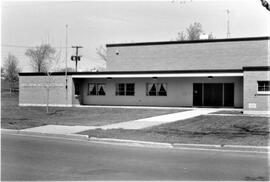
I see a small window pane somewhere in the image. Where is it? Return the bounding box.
[116,83,125,96]
[126,83,135,96]
[97,84,106,95]
[149,83,157,96]
[88,83,96,95]
[158,83,167,96]
[147,83,153,96]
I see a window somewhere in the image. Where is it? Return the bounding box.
[257,81,270,93]
[146,83,167,96]
[116,83,135,96]
[126,83,135,96]
[88,83,106,96]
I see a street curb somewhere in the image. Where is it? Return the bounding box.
[89,137,173,148]
[1,129,89,141]
[1,128,20,134]
[1,129,268,152]
[88,138,268,152]
[172,143,269,152]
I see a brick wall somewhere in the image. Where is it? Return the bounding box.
[243,70,270,114]
[107,39,269,71]
[19,75,73,106]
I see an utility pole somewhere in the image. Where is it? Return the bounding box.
[65,24,68,106]
[71,46,83,72]
[226,9,231,38]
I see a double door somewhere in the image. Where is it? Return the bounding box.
[193,83,234,107]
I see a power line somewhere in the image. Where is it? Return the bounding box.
[1,44,72,49]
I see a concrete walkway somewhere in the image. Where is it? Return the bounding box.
[20,108,219,134]
[21,125,96,134]
[99,108,218,130]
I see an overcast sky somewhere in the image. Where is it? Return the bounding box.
[1,0,269,72]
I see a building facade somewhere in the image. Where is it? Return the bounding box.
[19,37,270,114]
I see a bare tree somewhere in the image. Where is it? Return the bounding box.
[25,44,56,72]
[2,53,20,92]
[43,49,62,114]
[177,31,186,41]
[96,45,107,62]
[1,67,5,78]
[26,44,61,114]
[25,43,61,113]
[208,32,215,39]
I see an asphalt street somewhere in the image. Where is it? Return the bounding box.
[1,133,269,181]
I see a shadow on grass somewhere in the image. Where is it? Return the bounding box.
[245,176,269,181]
[46,109,66,115]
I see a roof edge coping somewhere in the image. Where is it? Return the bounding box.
[106,36,270,47]
[19,69,243,76]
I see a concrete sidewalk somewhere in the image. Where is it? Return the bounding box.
[21,125,96,134]
[19,108,218,134]
[100,108,218,130]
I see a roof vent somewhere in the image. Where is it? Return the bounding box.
[199,34,209,40]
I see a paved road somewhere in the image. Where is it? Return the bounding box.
[1,133,269,181]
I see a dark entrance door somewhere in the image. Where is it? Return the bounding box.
[193,83,234,107]
[193,83,203,106]
[204,83,223,106]
[224,83,234,107]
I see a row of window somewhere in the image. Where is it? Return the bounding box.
[84,81,270,96]
[88,83,167,96]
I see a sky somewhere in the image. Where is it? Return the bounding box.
[1,0,270,72]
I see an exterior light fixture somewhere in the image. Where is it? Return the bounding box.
[107,77,112,80]
[208,76,214,79]
[152,76,158,80]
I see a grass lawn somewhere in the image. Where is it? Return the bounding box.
[80,115,270,146]
[1,92,183,129]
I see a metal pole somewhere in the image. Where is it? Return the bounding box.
[75,47,78,72]
[226,9,231,38]
[65,24,68,106]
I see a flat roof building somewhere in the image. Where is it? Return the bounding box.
[19,36,270,114]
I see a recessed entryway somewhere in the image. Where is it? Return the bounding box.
[193,83,234,107]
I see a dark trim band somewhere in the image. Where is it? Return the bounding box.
[19,69,243,76]
[243,66,270,71]
[106,36,270,47]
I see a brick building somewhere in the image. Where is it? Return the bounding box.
[19,36,270,114]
